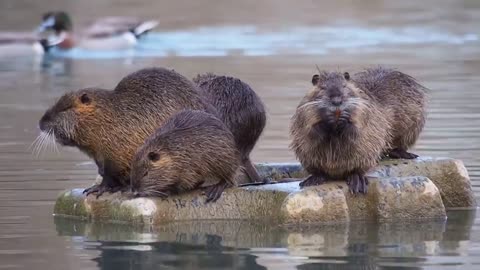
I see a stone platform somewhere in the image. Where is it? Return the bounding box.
[54,157,476,226]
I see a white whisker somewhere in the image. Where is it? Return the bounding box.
[31,132,43,158]
[29,133,43,151]
[37,131,50,158]
[298,100,326,111]
[52,130,59,154]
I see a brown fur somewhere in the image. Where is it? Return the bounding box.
[130,110,239,202]
[193,73,267,183]
[291,67,427,193]
[353,67,427,153]
[39,67,215,196]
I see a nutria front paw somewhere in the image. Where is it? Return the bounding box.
[83,184,108,198]
[299,175,326,188]
[346,174,369,194]
[83,184,125,198]
[388,148,419,159]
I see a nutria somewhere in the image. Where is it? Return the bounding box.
[130,110,239,202]
[291,67,427,194]
[38,67,215,197]
[193,73,266,184]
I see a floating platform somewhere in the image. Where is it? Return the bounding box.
[54,157,476,226]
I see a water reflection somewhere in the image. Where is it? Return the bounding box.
[54,210,477,269]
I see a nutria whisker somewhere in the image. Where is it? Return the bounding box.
[31,131,49,158]
[297,100,328,111]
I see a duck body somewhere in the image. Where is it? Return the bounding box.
[0,32,61,57]
[38,11,158,51]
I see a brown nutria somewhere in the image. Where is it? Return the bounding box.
[38,67,215,197]
[192,73,266,184]
[130,109,239,202]
[291,67,427,194]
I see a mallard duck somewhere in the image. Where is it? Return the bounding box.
[0,31,64,57]
[37,11,159,51]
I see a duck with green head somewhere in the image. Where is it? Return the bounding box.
[0,31,65,57]
[37,11,159,51]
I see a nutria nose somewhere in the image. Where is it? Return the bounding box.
[39,113,52,131]
[331,97,342,106]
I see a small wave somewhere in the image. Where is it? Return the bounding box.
[48,25,478,59]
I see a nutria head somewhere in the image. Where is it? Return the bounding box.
[38,88,110,148]
[129,140,176,197]
[299,71,369,136]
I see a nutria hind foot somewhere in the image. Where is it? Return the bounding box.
[299,174,327,188]
[388,148,419,159]
[347,173,369,194]
[243,158,263,183]
[83,184,123,198]
[204,182,229,203]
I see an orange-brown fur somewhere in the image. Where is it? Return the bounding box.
[39,67,215,196]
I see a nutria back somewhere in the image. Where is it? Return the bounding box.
[352,67,427,152]
[193,73,266,157]
[39,67,214,195]
[130,110,239,202]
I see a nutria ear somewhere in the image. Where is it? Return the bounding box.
[311,74,320,85]
[148,152,160,162]
[344,72,350,80]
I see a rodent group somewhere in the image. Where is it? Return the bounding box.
[38,65,427,201]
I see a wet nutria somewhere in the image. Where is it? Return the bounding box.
[291,67,427,193]
[130,110,239,202]
[193,73,267,184]
[38,67,215,197]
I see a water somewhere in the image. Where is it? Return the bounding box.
[0,0,479,269]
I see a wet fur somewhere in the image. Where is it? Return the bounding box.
[130,110,239,202]
[193,73,266,183]
[291,67,427,182]
[39,67,215,192]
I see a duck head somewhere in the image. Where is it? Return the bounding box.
[38,11,73,34]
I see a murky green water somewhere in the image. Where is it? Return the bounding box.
[0,0,479,269]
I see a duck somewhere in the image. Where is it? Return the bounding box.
[37,11,159,51]
[0,31,65,57]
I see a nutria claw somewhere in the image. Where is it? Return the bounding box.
[204,182,229,203]
[299,175,327,188]
[346,174,368,194]
[388,148,419,159]
[83,184,107,198]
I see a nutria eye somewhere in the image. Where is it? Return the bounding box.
[148,152,160,162]
[344,72,350,80]
[80,94,90,104]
